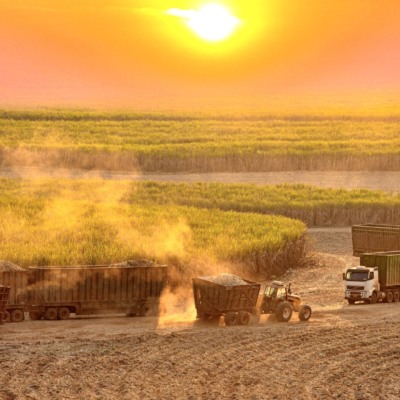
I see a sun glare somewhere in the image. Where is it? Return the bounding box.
[167,4,241,42]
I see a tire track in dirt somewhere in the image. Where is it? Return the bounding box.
[2,312,399,400]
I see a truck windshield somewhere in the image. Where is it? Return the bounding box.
[345,271,369,281]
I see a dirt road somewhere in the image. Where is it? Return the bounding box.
[1,168,400,192]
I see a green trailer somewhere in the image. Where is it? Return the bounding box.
[360,251,400,289]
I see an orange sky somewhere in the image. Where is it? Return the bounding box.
[1,0,400,106]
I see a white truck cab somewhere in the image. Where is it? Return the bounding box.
[343,266,380,304]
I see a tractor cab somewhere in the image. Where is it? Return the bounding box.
[264,281,287,300]
[261,281,302,315]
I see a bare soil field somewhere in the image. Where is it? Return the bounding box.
[1,171,399,399]
[1,238,400,400]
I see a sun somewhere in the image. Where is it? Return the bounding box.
[167,4,241,42]
[187,4,240,41]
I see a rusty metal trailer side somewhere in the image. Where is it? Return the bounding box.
[0,270,30,322]
[0,285,11,325]
[192,277,261,319]
[352,224,400,256]
[28,265,168,320]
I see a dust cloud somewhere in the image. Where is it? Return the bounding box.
[0,147,142,178]
[157,286,197,327]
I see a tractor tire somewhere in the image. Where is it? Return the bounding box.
[370,292,378,304]
[275,301,293,322]
[10,309,25,323]
[393,291,400,303]
[298,305,312,321]
[238,311,251,325]
[347,299,356,305]
[224,312,238,326]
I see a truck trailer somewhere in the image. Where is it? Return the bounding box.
[0,261,168,322]
[343,251,400,304]
[351,224,400,256]
[0,285,10,324]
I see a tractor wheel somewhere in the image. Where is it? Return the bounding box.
[10,309,25,323]
[238,311,251,325]
[224,312,238,326]
[44,308,58,321]
[370,292,378,304]
[29,311,44,321]
[57,307,71,320]
[347,299,356,305]
[386,291,394,303]
[393,291,400,303]
[299,305,312,322]
[275,301,293,322]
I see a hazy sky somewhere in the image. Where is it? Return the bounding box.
[1,0,400,106]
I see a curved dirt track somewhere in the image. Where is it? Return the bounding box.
[1,167,400,192]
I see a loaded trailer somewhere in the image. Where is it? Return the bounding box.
[344,251,400,304]
[193,274,311,325]
[0,261,168,322]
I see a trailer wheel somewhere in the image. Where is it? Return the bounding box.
[370,292,378,304]
[385,291,394,303]
[299,305,312,321]
[10,309,25,323]
[29,311,44,321]
[224,312,238,326]
[57,307,70,320]
[393,291,399,303]
[2,311,10,323]
[44,308,58,321]
[238,311,250,325]
[275,301,293,322]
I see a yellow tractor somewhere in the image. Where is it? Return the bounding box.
[260,281,312,322]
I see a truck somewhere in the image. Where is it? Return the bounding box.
[0,260,168,322]
[343,251,400,304]
[351,224,400,256]
[192,274,311,325]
